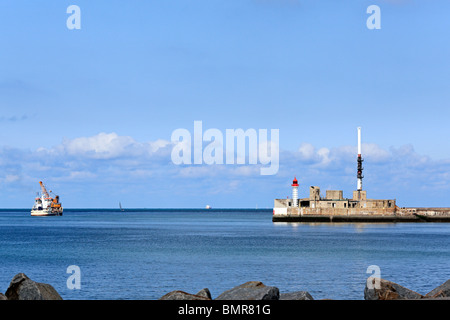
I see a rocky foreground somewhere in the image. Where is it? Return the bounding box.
[159,279,450,300]
[1,273,449,300]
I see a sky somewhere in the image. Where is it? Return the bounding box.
[1,0,450,208]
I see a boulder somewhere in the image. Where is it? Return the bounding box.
[279,291,314,300]
[196,288,212,300]
[159,290,211,300]
[5,273,62,300]
[425,279,450,298]
[0,293,7,300]
[215,281,279,300]
[364,278,423,300]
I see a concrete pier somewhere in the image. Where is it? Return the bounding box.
[272,208,450,223]
[273,214,450,223]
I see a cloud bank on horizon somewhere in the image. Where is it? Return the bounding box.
[1,131,449,208]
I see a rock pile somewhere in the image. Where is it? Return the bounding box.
[160,278,450,300]
[1,273,448,300]
[0,273,62,300]
[364,278,450,300]
[159,281,313,300]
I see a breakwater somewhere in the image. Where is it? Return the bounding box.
[273,207,450,223]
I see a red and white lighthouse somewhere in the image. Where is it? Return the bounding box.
[291,177,299,207]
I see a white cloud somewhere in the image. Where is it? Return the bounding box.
[316,147,331,167]
[57,132,171,160]
[60,171,97,181]
[148,139,171,153]
[31,132,173,162]
[297,143,316,160]
[62,132,134,158]
[362,143,391,162]
[3,174,20,183]
[294,142,396,168]
[297,143,331,167]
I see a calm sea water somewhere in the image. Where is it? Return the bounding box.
[0,209,449,300]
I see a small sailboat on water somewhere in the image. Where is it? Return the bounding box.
[119,202,125,212]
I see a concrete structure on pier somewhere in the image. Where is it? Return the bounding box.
[273,183,396,217]
[273,178,450,222]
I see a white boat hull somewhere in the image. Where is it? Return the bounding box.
[31,209,63,216]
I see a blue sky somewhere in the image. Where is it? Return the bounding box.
[1,0,450,208]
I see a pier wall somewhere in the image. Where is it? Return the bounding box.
[282,207,398,216]
[272,207,450,223]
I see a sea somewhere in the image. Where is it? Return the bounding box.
[0,208,449,300]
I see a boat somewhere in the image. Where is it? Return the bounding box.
[205,205,211,209]
[119,202,124,212]
[31,181,63,216]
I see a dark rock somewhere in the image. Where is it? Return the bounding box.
[279,291,314,300]
[158,290,211,300]
[0,293,7,300]
[196,288,212,300]
[215,281,279,300]
[425,279,450,298]
[5,273,62,300]
[364,278,423,300]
